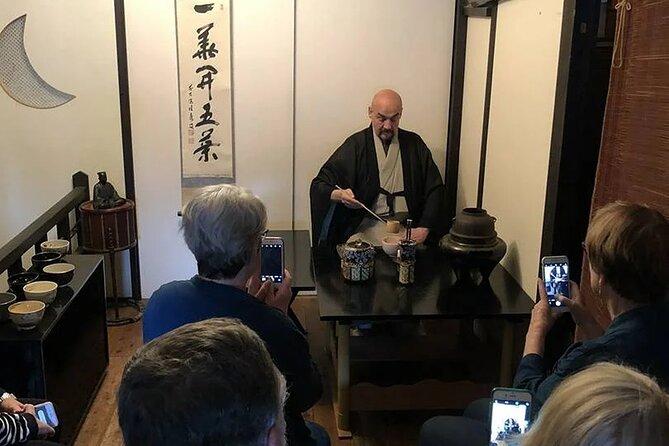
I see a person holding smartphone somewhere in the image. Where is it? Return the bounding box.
[421,202,669,446]
[143,185,329,446]
[0,387,57,445]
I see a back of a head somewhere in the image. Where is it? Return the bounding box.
[585,201,669,303]
[118,318,285,446]
[181,184,267,279]
[522,362,669,446]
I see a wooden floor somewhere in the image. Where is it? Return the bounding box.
[74,297,439,446]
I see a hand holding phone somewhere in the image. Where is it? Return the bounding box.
[260,237,284,286]
[33,401,59,428]
[23,403,57,439]
[489,388,532,445]
[541,256,570,313]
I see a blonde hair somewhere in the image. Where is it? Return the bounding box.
[522,362,669,446]
[585,201,669,303]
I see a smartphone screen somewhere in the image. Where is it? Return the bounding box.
[542,258,570,307]
[34,402,59,427]
[260,240,283,284]
[489,395,531,445]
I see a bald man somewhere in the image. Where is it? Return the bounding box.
[310,89,446,247]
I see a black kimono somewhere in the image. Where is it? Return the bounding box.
[310,126,446,246]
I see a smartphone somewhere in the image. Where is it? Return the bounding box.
[489,387,532,446]
[260,237,284,285]
[541,255,570,312]
[34,401,59,427]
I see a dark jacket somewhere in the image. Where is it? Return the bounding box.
[310,126,446,246]
[143,277,323,446]
[514,301,669,411]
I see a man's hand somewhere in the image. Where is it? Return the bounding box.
[523,279,560,357]
[410,227,430,244]
[331,188,363,209]
[557,281,604,340]
[251,270,293,314]
[0,395,24,414]
[23,404,55,439]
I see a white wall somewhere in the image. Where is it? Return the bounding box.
[125,0,195,294]
[128,0,296,296]
[482,0,572,296]
[0,3,123,261]
[129,0,455,297]
[456,17,491,212]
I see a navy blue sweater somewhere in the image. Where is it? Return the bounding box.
[514,301,669,410]
[143,277,323,445]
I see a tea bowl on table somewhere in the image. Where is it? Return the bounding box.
[23,281,58,305]
[40,239,70,255]
[42,263,75,287]
[8,300,45,331]
[0,292,17,322]
[31,252,62,272]
[7,271,40,298]
[382,236,401,257]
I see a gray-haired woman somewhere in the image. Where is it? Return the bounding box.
[143,184,329,446]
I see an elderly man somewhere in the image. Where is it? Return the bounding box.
[310,89,446,247]
[143,185,328,446]
[118,319,287,446]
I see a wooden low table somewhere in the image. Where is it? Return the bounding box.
[313,245,534,438]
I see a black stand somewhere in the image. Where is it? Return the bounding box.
[105,245,143,326]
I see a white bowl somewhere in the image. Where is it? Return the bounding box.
[23,281,58,305]
[382,236,400,257]
[40,239,70,254]
[8,300,46,330]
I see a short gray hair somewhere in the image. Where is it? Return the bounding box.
[118,318,286,446]
[181,184,267,279]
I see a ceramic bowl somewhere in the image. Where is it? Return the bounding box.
[0,292,17,322]
[40,239,70,254]
[23,281,58,305]
[8,300,45,331]
[7,271,40,298]
[42,263,75,287]
[381,236,400,257]
[31,252,62,272]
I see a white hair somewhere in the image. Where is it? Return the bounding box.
[181,184,266,279]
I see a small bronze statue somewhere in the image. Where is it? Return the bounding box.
[93,171,126,209]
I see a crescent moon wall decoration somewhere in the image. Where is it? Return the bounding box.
[0,14,75,109]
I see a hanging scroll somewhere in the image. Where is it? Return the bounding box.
[176,0,233,204]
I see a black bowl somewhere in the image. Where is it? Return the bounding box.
[31,252,62,272]
[42,263,75,287]
[7,271,40,298]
